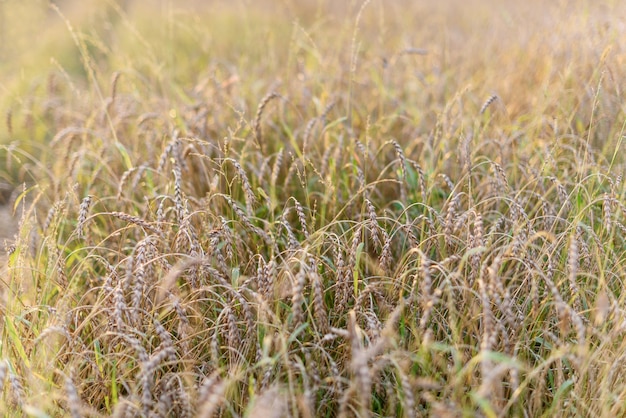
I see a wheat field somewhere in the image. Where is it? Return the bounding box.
[1,0,626,416]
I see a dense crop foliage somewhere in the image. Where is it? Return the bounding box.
[1,1,626,416]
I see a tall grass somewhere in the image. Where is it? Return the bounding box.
[1,0,626,416]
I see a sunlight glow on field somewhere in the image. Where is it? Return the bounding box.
[1,1,626,416]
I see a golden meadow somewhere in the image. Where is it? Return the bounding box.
[1,0,626,416]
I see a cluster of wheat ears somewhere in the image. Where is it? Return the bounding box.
[1,0,626,417]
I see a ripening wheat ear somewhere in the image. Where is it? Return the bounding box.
[418,252,435,330]
[302,100,335,157]
[172,160,186,224]
[253,92,280,152]
[8,367,25,409]
[225,158,256,215]
[311,270,329,334]
[347,310,372,417]
[117,166,139,200]
[5,110,12,136]
[365,198,381,248]
[567,229,582,312]
[106,71,121,117]
[291,266,307,328]
[270,148,284,190]
[292,197,309,239]
[390,139,408,202]
[491,161,510,195]
[65,371,83,418]
[479,94,499,115]
[248,384,288,418]
[196,373,226,418]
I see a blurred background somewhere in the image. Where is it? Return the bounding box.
[1,0,626,178]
